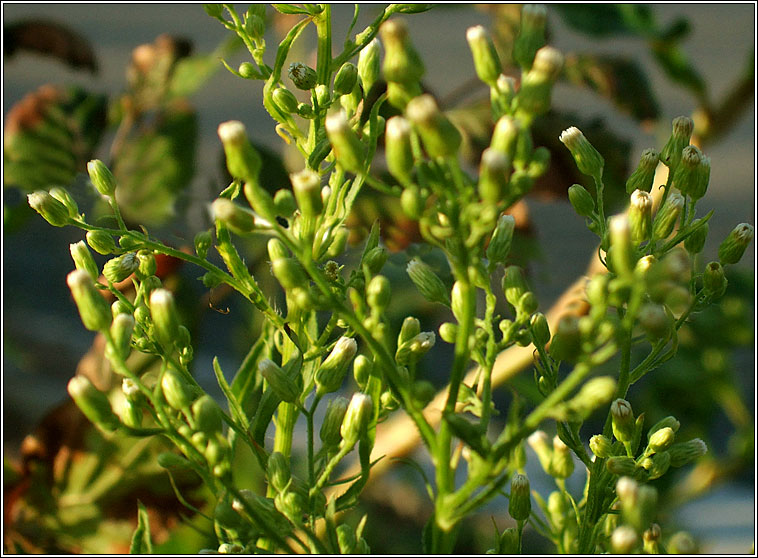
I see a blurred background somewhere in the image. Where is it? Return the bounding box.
[3,4,755,554]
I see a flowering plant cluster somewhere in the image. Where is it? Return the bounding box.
[23,4,753,554]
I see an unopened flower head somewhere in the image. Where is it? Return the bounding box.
[508,473,531,521]
[560,126,604,179]
[611,525,639,554]
[67,269,111,332]
[626,148,660,194]
[611,398,635,443]
[28,190,70,227]
[316,337,358,396]
[358,38,381,93]
[629,189,653,243]
[87,159,117,197]
[405,94,462,158]
[549,435,574,479]
[217,120,262,182]
[703,261,728,299]
[49,186,79,218]
[320,396,349,447]
[407,258,450,306]
[486,214,516,266]
[379,18,424,85]
[70,241,99,281]
[150,288,181,349]
[668,438,707,467]
[718,223,754,265]
[671,144,703,197]
[259,358,300,403]
[516,46,563,115]
[490,115,520,157]
[478,148,510,203]
[659,116,694,168]
[385,116,414,183]
[466,25,502,85]
[211,198,259,235]
[333,61,358,96]
[291,167,324,217]
[513,4,547,70]
[527,430,553,473]
[288,62,317,90]
[340,392,372,446]
[652,192,684,240]
[589,434,614,458]
[68,375,119,432]
[325,110,366,174]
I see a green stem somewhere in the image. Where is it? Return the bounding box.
[315,5,332,85]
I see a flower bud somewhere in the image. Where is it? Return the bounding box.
[668,438,707,467]
[407,258,450,306]
[135,251,156,279]
[628,189,652,243]
[110,312,135,360]
[508,473,531,521]
[608,214,635,275]
[67,375,120,432]
[67,269,111,332]
[217,120,262,183]
[336,524,357,554]
[671,144,703,197]
[516,45,563,117]
[490,115,519,158]
[486,214,516,266]
[667,531,698,554]
[643,524,661,554]
[325,110,366,173]
[340,393,373,446]
[87,159,117,197]
[625,484,657,533]
[161,367,195,411]
[652,192,684,240]
[478,148,510,203]
[611,525,639,554]
[320,396,349,448]
[589,434,614,459]
[193,229,212,259]
[259,358,300,403]
[548,315,580,363]
[70,241,99,281]
[647,426,675,454]
[611,399,635,443]
[192,394,223,436]
[352,354,373,390]
[49,186,79,218]
[405,94,462,159]
[149,288,181,348]
[638,303,672,340]
[625,148,659,194]
[559,126,604,179]
[659,116,693,169]
[568,376,616,417]
[527,430,552,473]
[466,25,502,85]
[647,415,680,441]
[683,218,708,254]
[438,322,458,344]
[718,223,754,265]
[102,253,137,284]
[273,189,297,218]
[605,456,638,476]
[380,18,424,85]
[288,61,317,90]
[291,167,323,217]
[272,86,300,114]
[358,38,381,93]
[385,116,414,184]
[238,61,257,79]
[267,451,291,494]
[702,261,727,299]
[333,62,358,96]
[85,230,116,255]
[497,527,519,554]
[548,436,574,479]
[513,4,547,70]
[529,312,550,347]
[689,155,710,200]
[640,451,671,480]
[367,275,391,311]
[567,184,595,218]
[316,337,358,396]
[502,265,529,309]
[27,190,70,227]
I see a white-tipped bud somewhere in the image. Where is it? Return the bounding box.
[559,126,604,179]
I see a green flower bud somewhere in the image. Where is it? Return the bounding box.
[70,241,99,281]
[238,61,257,79]
[273,189,298,218]
[315,83,330,108]
[647,416,680,441]
[320,396,349,448]
[217,120,262,183]
[647,426,675,454]
[529,312,550,346]
[102,253,138,284]
[27,190,70,227]
[671,144,703,197]
[668,438,707,467]
[135,250,156,279]
[625,148,660,194]
[703,261,727,299]
[405,94,462,159]
[659,116,693,169]
[297,102,315,118]
[478,148,510,203]
[194,229,212,259]
[158,451,192,469]
[272,86,300,114]
[611,525,639,554]
[516,46,563,116]
[608,214,635,275]
[526,146,550,178]
[290,167,324,217]
[243,181,277,224]
[517,291,538,316]
[67,375,119,432]
[110,312,134,360]
[548,315,581,363]
[611,399,635,443]
[486,214,516,267]
[589,434,614,458]
[490,115,519,158]
[333,62,358,96]
[66,269,111,332]
[527,430,553,474]
[192,394,223,436]
[643,524,662,554]
[266,239,289,264]
[718,223,754,265]
[271,257,308,291]
[316,337,358,396]
[667,531,698,554]
[259,358,300,403]
[333,523,357,554]
[496,527,519,554]
[548,436,574,479]
[567,184,595,218]
[87,159,117,197]
[385,116,414,184]
[340,393,373,446]
[353,354,373,390]
[689,154,710,200]
[49,186,79,218]
[407,258,450,306]
[628,189,652,244]
[380,18,424,85]
[638,303,672,340]
[367,275,391,311]
[466,25,502,85]
[683,218,708,254]
[626,484,657,533]
[161,368,195,411]
[640,451,671,480]
[86,230,116,255]
[438,322,458,344]
[502,265,529,309]
[358,38,381,93]
[508,473,531,521]
[606,456,638,476]
[567,376,616,417]
[559,126,604,179]
[652,192,684,240]
[288,61,317,90]
[325,110,366,173]
[268,451,291,494]
[149,288,181,348]
[513,4,547,70]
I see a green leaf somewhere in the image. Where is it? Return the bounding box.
[4,85,107,192]
[562,53,660,122]
[129,501,153,554]
[112,100,197,226]
[272,4,312,15]
[169,35,242,98]
[213,357,249,431]
[552,4,655,38]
